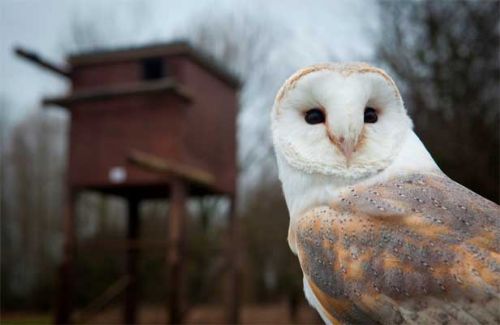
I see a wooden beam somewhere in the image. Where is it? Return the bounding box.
[74,276,130,324]
[124,198,140,324]
[166,178,187,324]
[127,150,216,187]
[15,47,70,78]
[55,190,76,324]
[225,196,241,324]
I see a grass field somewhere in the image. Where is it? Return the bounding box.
[2,302,322,324]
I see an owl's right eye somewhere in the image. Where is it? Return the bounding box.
[304,108,325,125]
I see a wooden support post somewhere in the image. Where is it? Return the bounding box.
[124,197,140,324]
[55,190,76,324]
[167,178,187,324]
[226,196,241,324]
[14,47,71,78]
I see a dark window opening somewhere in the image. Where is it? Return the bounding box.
[142,57,165,80]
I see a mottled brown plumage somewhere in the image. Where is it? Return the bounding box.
[291,173,500,324]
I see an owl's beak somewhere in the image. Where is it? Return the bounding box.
[326,129,357,165]
[340,142,354,162]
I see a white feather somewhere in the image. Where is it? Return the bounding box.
[277,129,440,223]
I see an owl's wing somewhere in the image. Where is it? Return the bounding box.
[292,173,500,325]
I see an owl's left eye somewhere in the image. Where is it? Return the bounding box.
[305,108,325,125]
[364,107,378,123]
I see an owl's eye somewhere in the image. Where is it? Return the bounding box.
[305,108,325,125]
[364,107,378,123]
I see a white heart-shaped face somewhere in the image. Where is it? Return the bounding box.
[271,63,412,180]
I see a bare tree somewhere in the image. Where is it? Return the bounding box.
[2,108,67,308]
[378,0,500,202]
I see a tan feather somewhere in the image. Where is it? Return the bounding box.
[292,173,500,324]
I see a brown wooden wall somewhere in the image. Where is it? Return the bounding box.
[177,57,237,195]
[67,54,237,197]
[71,56,181,90]
[72,60,142,90]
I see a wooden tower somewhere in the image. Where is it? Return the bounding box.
[16,41,240,324]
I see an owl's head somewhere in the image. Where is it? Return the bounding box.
[271,63,412,181]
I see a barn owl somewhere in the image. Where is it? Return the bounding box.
[271,63,500,324]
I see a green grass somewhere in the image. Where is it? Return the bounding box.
[1,314,51,325]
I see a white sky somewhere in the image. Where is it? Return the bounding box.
[0,0,378,125]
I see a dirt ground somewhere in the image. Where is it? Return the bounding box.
[2,302,323,324]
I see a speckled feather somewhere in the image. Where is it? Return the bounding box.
[291,173,500,325]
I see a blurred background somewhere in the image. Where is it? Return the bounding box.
[1,0,498,324]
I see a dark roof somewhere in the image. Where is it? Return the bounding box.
[43,79,191,107]
[68,41,240,89]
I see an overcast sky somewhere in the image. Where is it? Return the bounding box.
[0,0,378,126]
